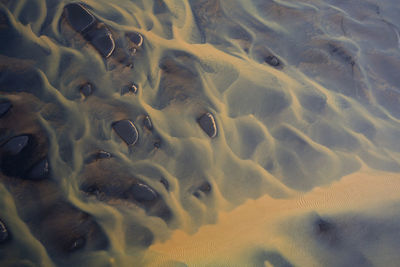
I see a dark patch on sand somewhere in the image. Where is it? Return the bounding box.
[64,3,96,33]
[0,219,10,244]
[121,83,138,95]
[79,160,173,222]
[112,120,139,146]
[198,112,217,138]
[0,134,50,181]
[36,202,109,257]
[85,150,112,164]
[265,55,281,67]
[64,3,115,58]
[143,115,153,131]
[0,100,12,118]
[79,82,93,98]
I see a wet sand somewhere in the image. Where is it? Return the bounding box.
[0,0,400,266]
[150,167,400,266]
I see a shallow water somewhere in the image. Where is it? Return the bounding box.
[0,0,399,266]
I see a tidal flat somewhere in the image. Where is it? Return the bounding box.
[0,0,400,266]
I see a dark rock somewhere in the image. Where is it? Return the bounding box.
[85,150,112,163]
[154,140,161,148]
[130,83,138,94]
[198,182,211,193]
[126,32,143,55]
[112,120,139,145]
[85,151,112,164]
[0,219,9,243]
[83,184,100,195]
[80,174,171,221]
[84,23,115,58]
[26,158,50,181]
[143,115,153,131]
[198,112,217,138]
[160,177,169,190]
[94,150,111,159]
[64,3,96,33]
[2,135,30,155]
[194,182,212,198]
[265,55,280,67]
[64,3,115,58]
[0,100,12,118]
[130,183,157,202]
[121,83,138,95]
[126,32,143,47]
[0,134,37,177]
[80,83,93,97]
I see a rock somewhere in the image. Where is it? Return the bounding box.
[194,182,212,197]
[198,112,217,138]
[0,219,9,243]
[160,177,169,190]
[0,136,45,181]
[84,23,115,58]
[153,140,161,148]
[64,3,96,33]
[126,32,143,55]
[85,150,112,163]
[130,183,157,202]
[112,120,139,145]
[121,83,138,95]
[0,134,37,177]
[143,115,153,130]
[198,182,211,193]
[2,135,30,155]
[84,184,101,195]
[80,83,93,97]
[64,3,115,58]
[0,100,12,118]
[130,83,138,94]
[94,150,112,159]
[26,158,50,181]
[126,32,143,47]
[265,55,280,67]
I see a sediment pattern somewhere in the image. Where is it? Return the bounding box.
[0,0,399,266]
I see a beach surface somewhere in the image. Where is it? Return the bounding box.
[0,0,399,266]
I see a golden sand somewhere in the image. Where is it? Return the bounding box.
[0,0,400,266]
[150,168,400,266]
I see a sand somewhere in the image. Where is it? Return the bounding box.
[0,0,399,266]
[150,168,400,266]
